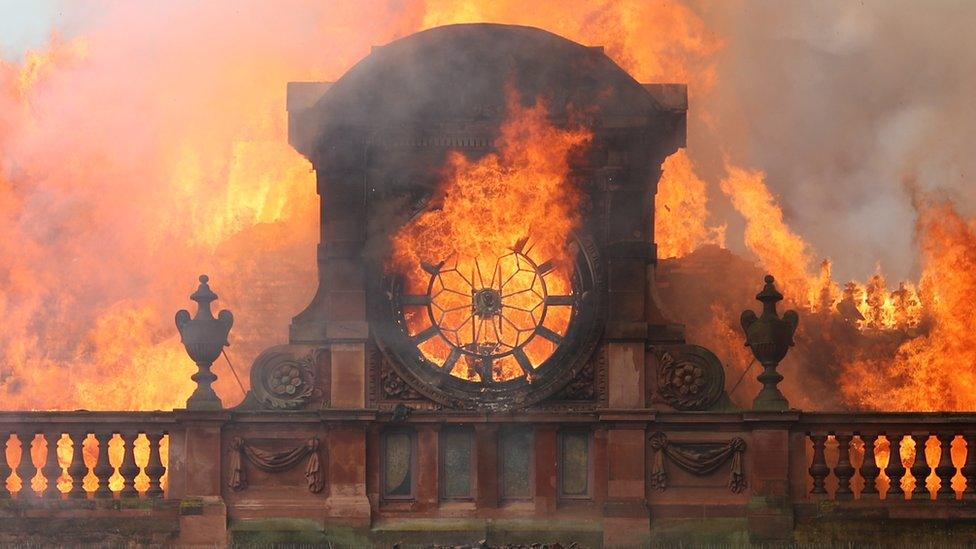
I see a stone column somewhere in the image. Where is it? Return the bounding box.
[416,425,439,511]
[292,145,370,410]
[600,165,653,546]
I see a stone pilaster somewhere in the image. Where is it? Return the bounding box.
[173,410,230,547]
[744,412,799,543]
[322,413,374,527]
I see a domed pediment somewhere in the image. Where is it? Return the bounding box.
[290,23,674,157]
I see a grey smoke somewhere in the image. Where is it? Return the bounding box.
[687,0,976,282]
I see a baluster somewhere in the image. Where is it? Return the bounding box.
[16,431,36,499]
[935,432,957,500]
[67,431,89,499]
[859,433,881,498]
[809,434,829,497]
[119,431,140,498]
[145,432,166,499]
[834,433,855,500]
[963,433,976,499]
[0,432,11,499]
[885,434,907,500]
[41,432,63,499]
[910,434,931,500]
[93,432,115,498]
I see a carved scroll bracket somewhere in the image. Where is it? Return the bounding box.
[228,437,324,493]
[648,432,746,494]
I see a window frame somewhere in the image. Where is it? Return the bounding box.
[499,426,535,502]
[381,428,418,501]
[438,425,476,501]
[557,428,593,500]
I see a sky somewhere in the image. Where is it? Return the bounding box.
[0,0,65,57]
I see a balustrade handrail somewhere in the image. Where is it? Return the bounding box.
[795,411,976,433]
[0,410,177,424]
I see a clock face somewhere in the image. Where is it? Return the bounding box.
[374,233,604,409]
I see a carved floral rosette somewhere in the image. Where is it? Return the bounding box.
[655,344,725,411]
[249,346,323,410]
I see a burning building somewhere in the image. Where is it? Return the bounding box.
[2,21,976,548]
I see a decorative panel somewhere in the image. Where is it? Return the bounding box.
[559,430,590,498]
[500,427,533,500]
[440,428,473,499]
[383,430,415,499]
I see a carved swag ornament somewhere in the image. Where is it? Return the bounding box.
[228,437,324,493]
[648,432,746,494]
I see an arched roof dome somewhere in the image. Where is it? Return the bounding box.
[307,23,662,130]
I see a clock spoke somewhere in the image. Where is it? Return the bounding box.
[513,347,533,377]
[401,294,431,306]
[545,294,573,306]
[442,348,461,374]
[535,325,563,344]
[412,325,439,344]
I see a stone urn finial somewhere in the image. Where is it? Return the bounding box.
[176,275,234,410]
[740,275,799,411]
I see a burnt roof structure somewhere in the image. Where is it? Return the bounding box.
[288,23,686,158]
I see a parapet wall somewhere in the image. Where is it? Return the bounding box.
[2,409,975,546]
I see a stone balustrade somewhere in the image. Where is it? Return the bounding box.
[0,412,173,500]
[798,412,976,502]
[1,409,976,545]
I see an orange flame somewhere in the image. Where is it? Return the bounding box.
[840,199,976,410]
[389,93,590,382]
[656,150,726,259]
[719,163,814,303]
[4,2,970,417]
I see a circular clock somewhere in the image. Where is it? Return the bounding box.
[373,234,605,409]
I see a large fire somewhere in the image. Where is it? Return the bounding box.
[389,93,589,382]
[0,0,973,424]
[656,149,726,259]
[0,1,716,412]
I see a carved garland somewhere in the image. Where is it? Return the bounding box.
[648,432,746,494]
[228,437,324,493]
